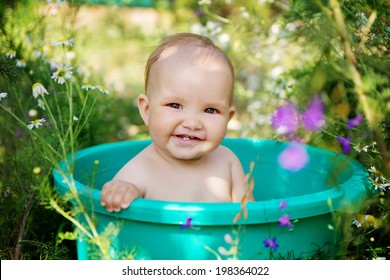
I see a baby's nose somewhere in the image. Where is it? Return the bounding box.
[182,113,203,130]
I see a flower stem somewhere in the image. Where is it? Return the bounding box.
[328,0,389,176]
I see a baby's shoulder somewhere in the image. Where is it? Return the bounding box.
[116,145,153,172]
[214,145,240,162]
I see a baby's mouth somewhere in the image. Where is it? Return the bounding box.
[174,134,203,142]
[177,135,198,140]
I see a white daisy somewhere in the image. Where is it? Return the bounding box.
[37,98,46,110]
[353,143,369,153]
[51,38,74,47]
[5,50,16,59]
[27,118,46,129]
[16,59,26,68]
[372,177,390,191]
[47,0,62,7]
[198,0,211,5]
[51,65,73,84]
[0,92,8,101]
[96,85,110,95]
[32,83,49,99]
[33,48,44,58]
[81,84,93,91]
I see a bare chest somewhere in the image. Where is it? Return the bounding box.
[142,167,232,202]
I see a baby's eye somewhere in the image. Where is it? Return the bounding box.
[168,103,182,109]
[204,108,218,114]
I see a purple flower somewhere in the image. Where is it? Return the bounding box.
[180,217,192,230]
[279,214,293,228]
[347,114,363,129]
[271,104,299,135]
[278,144,309,171]
[337,136,351,154]
[301,95,326,131]
[15,129,25,138]
[263,237,278,251]
[280,201,287,211]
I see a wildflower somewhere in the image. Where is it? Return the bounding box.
[278,144,309,171]
[28,109,38,118]
[81,84,93,91]
[337,136,351,154]
[372,177,390,191]
[368,165,389,191]
[180,217,192,230]
[33,48,45,59]
[353,143,369,153]
[27,118,46,129]
[271,103,299,135]
[301,95,326,131]
[47,0,62,6]
[240,7,250,19]
[263,237,278,251]
[218,33,230,49]
[51,38,74,47]
[198,0,211,5]
[352,218,363,227]
[37,98,45,110]
[347,114,363,129]
[95,85,110,95]
[279,214,293,228]
[16,59,26,68]
[32,82,49,99]
[368,166,379,175]
[352,214,377,228]
[5,50,16,59]
[15,129,25,138]
[51,65,73,84]
[368,166,385,180]
[0,92,8,101]
[33,167,41,174]
[280,201,287,211]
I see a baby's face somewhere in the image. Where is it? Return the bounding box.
[141,55,234,162]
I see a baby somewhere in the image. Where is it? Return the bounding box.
[100,33,254,212]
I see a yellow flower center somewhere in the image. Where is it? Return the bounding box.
[33,82,43,89]
[57,69,66,77]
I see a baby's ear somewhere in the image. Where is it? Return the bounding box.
[228,106,236,121]
[138,93,150,125]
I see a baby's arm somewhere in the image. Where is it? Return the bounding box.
[100,179,141,212]
[231,153,255,202]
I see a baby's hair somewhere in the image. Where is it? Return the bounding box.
[144,33,234,94]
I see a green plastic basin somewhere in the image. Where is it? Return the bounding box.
[53,138,371,259]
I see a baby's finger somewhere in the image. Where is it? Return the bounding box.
[100,182,112,206]
[111,186,130,209]
[120,186,141,209]
[101,183,118,208]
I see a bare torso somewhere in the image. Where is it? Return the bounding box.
[114,144,238,202]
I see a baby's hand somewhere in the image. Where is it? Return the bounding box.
[100,179,141,212]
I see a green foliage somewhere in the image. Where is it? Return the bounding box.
[0,0,144,259]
